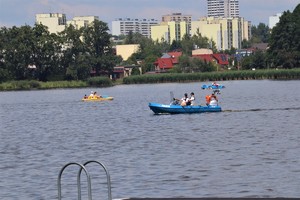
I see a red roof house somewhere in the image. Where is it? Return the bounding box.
[154,51,182,72]
[192,53,229,67]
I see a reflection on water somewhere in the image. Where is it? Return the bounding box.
[0,80,300,199]
[224,107,300,112]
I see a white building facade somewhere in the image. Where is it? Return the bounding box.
[269,13,282,29]
[191,16,250,50]
[67,16,99,29]
[36,13,67,33]
[207,0,239,18]
[112,18,159,38]
[36,13,98,34]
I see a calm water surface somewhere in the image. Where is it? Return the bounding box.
[0,80,300,199]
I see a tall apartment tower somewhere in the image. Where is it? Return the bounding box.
[161,12,192,38]
[162,13,192,30]
[207,0,239,18]
[36,13,98,34]
[36,13,67,33]
[112,18,159,38]
[162,13,192,24]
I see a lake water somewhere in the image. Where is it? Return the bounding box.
[0,80,300,199]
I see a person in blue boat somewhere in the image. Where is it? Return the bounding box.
[172,93,189,106]
[206,92,218,106]
[212,81,219,87]
[172,92,195,106]
[171,98,180,105]
[181,93,190,106]
[189,92,195,106]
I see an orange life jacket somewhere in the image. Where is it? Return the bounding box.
[205,95,210,103]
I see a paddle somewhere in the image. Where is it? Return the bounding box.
[170,91,174,102]
[170,91,180,105]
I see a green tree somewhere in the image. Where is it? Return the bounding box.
[251,23,270,43]
[59,24,88,80]
[240,50,266,70]
[181,34,193,56]
[1,26,33,80]
[123,33,168,73]
[31,24,61,81]
[170,40,182,51]
[241,39,251,49]
[241,55,253,70]
[191,29,214,51]
[141,55,158,73]
[82,20,115,76]
[252,50,266,69]
[124,31,134,44]
[178,54,191,73]
[0,29,9,82]
[268,4,300,68]
[131,67,141,75]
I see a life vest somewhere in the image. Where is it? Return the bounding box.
[205,95,210,103]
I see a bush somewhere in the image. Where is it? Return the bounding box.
[29,80,41,89]
[87,76,113,87]
[122,68,300,84]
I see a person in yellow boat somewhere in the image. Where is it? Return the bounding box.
[88,91,94,99]
[93,91,102,99]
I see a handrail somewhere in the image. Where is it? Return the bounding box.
[57,162,92,200]
[77,160,112,200]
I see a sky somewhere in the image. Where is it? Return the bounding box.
[0,0,299,29]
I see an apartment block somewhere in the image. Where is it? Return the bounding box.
[191,17,250,50]
[151,23,169,42]
[36,13,67,33]
[151,21,189,43]
[116,44,140,60]
[162,13,192,27]
[67,16,99,29]
[162,13,191,22]
[269,13,282,29]
[36,13,98,34]
[207,0,239,18]
[112,18,159,38]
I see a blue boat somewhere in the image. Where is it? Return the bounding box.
[201,84,225,90]
[149,102,222,114]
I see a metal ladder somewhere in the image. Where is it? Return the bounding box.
[58,160,112,200]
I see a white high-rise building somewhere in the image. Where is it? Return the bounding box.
[36,13,98,34]
[112,18,159,38]
[269,13,282,29]
[207,0,239,18]
[36,13,67,33]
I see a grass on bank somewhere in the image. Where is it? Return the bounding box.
[123,68,300,84]
[0,76,112,91]
[1,69,300,91]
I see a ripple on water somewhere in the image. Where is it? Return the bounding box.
[0,81,300,199]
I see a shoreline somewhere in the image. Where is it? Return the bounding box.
[1,68,300,91]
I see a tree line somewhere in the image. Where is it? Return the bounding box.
[0,20,121,82]
[0,4,299,83]
[241,4,300,70]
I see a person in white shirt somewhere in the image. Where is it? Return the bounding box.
[189,92,195,106]
[89,91,94,98]
[180,93,189,106]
